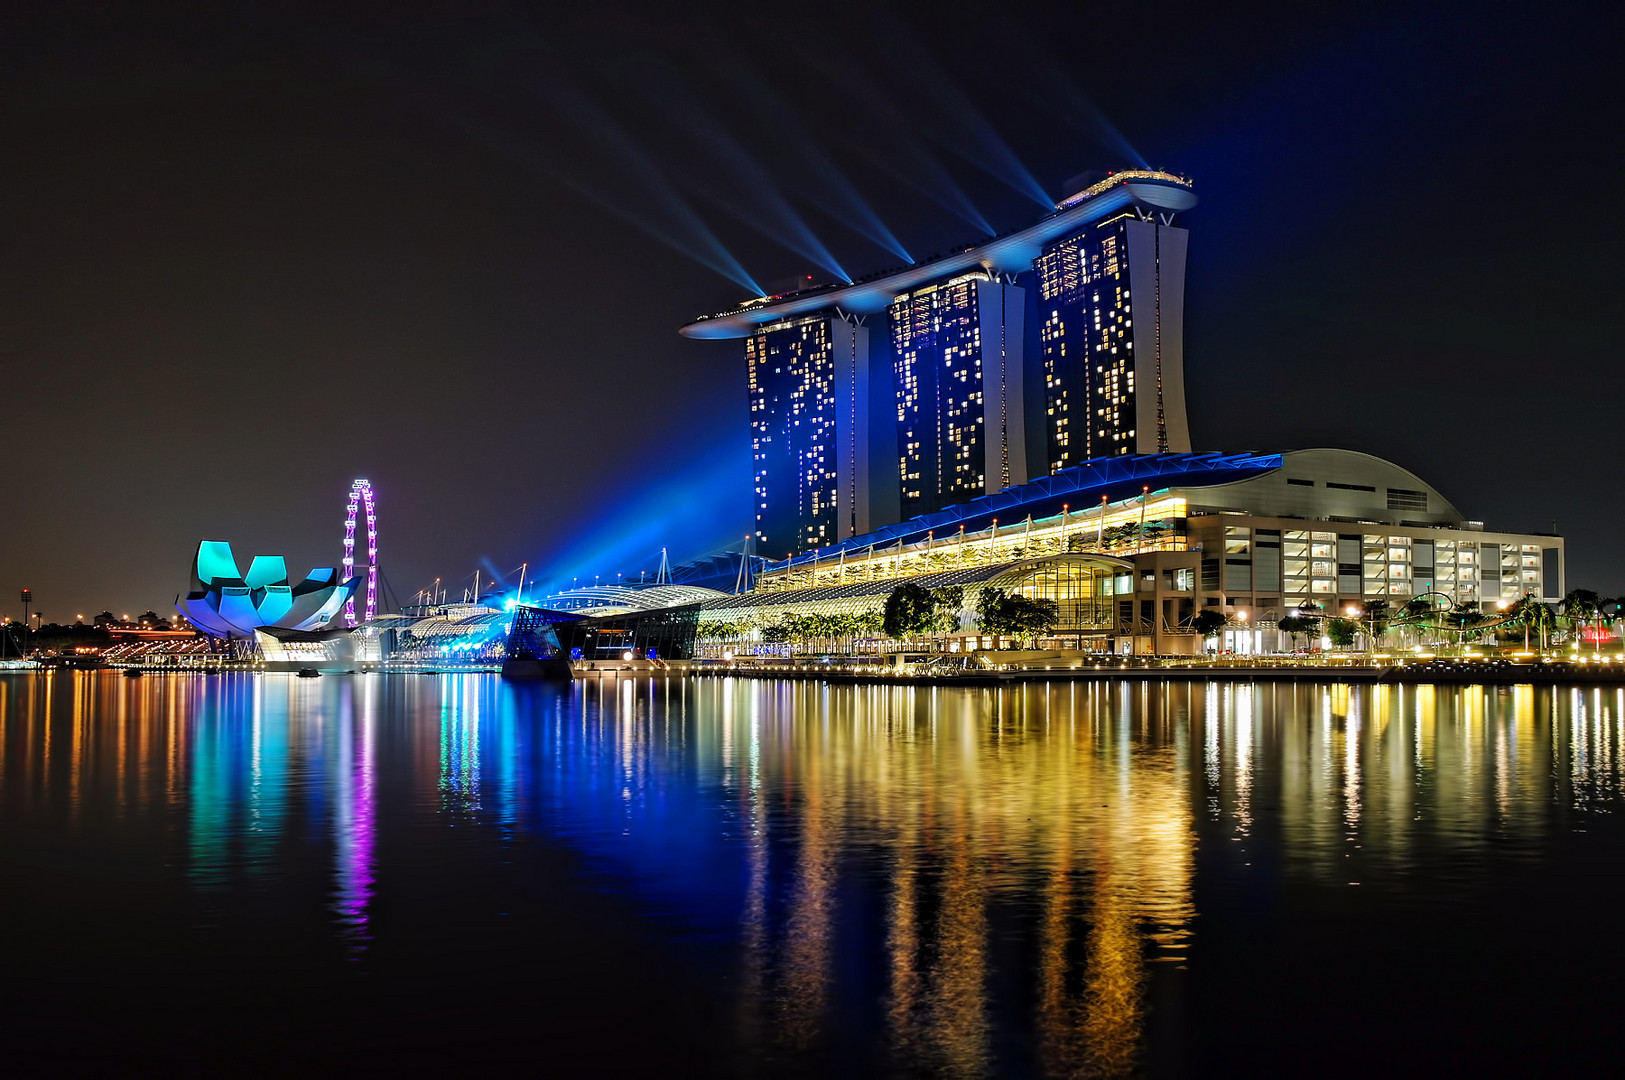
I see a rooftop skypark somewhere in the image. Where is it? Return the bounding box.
[679,169,1193,338]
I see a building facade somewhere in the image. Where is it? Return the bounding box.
[1176,448,1564,619]
[747,315,873,556]
[1034,211,1191,467]
[889,273,1027,519]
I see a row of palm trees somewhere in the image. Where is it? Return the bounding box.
[1381,591,1617,652]
[1451,591,1616,652]
[1191,590,1620,654]
[699,584,1063,655]
[1531,589,1617,652]
[702,611,886,654]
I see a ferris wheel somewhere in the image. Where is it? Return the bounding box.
[342,479,378,626]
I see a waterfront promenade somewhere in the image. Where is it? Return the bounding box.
[676,657,1625,686]
[16,652,1625,686]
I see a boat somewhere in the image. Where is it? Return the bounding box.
[297,668,321,678]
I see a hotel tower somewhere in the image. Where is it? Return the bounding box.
[683,171,1196,557]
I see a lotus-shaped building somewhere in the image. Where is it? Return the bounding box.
[176,540,359,638]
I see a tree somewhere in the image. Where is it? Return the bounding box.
[1099,524,1136,552]
[701,618,757,644]
[975,587,1059,646]
[1190,608,1228,643]
[929,585,965,635]
[797,613,831,649]
[1014,597,1059,644]
[1563,588,1602,652]
[1533,600,1557,651]
[1600,598,1621,649]
[975,587,1007,628]
[1442,602,1485,647]
[1362,599,1392,641]
[883,583,937,640]
[1326,618,1358,650]
[1509,594,1555,651]
[1277,614,1316,650]
[854,610,885,640]
[1399,595,1441,647]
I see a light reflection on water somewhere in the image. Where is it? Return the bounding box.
[3,673,1625,1074]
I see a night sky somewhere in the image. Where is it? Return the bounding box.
[5,1,1622,619]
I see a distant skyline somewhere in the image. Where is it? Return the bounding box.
[4,0,1622,616]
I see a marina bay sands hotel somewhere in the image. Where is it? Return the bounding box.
[680,170,1196,558]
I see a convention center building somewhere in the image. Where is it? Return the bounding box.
[663,448,1560,657]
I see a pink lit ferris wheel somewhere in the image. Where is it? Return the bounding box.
[342,479,378,626]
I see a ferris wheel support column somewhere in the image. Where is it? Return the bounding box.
[342,479,378,627]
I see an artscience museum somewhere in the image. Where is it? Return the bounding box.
[175,540,359,638]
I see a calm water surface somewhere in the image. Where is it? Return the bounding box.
[3,672,1625,1076]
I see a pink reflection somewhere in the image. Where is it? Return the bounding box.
[332,689,376,954]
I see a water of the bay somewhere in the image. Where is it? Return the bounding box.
[3,672,1624,1076]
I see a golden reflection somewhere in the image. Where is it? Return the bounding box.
[1232,683,1255,835]
[1371,685,1412,865]
[887,813,924,1061]
[41,673,53,782]
[70,672,86,813]
[780,713,836,1050]
[1081,873,1146,1079]
[1036,858,1082,1077]
[1417,683,1437,774]
[925,803,990,1076]
[688,677,1625,1068]
[1343,685,1361,834]
[716,680,1198,1075]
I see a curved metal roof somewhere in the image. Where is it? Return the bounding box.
[774,451,1283,572]
[535,583,728,616]
[701,553,1133,614]
[363,610,509,638]
[679,172,1195,339]
[1186,448,1468,526]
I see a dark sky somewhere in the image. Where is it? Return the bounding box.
[5,0,1622,619]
